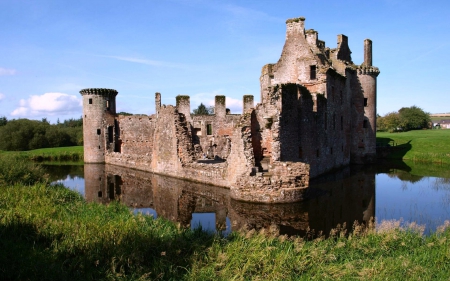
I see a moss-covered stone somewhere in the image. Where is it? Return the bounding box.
[286,17,305,23]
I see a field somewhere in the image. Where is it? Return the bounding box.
[0,146,83,162]
[377,129,450,164]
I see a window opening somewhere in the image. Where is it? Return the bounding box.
[97,129,101,135]
[108,126,113,143]
[310,65,316,80]
[364,98,368,107]
[206,124,212,135]
[89,98,92,104]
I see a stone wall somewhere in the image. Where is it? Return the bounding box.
[82,16,378,204]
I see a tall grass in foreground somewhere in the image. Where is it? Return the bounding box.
[1,183,450,280]
[0,154,48,185]
[0,184,215,280]
[1,154,450,280]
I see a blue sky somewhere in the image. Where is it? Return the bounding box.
[1,0,449,123]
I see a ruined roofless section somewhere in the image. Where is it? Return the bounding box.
[80,16,379,204]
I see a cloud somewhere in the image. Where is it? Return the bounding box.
[224,96,244,114]
[0,68,16,76]
[190,90,244,114]
[0,93,5,101]
[101,55,189,69]
[11,92,82,117]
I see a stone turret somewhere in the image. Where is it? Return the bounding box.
[80,88,118,163]
[355,39,380,163]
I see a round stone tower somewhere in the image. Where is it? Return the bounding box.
[80,88,118,163]
[357,39,380,161]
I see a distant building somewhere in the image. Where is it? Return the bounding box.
[81,17,379,203]
[439,119,450,129]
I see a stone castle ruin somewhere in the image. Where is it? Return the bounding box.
[81,17,379,203]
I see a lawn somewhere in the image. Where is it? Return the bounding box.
[0,146,83,162]
[377,129,450,164]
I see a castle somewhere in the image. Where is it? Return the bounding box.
[80,17,379,203]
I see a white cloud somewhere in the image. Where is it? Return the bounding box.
[101,55,189,69]
[0,68,16,76]
[225,96,243,114]
[11,92,82,117]
[190,90,244,114]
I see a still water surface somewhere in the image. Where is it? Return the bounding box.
[47,162,450,236]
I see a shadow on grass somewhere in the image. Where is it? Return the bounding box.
[377,138,412,160]
[0,216,215,280]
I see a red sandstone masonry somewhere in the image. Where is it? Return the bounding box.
[81,16,378,203]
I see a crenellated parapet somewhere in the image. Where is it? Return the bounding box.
[80,88,118,98]
[356,65,380,77]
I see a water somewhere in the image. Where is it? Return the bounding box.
[46,162,450,236]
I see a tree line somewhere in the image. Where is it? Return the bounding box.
[0,117,83,151]
[377,106,431,132]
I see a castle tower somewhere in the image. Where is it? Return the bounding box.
[356,39,380,162]
[80,88,118,163]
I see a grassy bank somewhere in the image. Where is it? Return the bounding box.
[1,183,449,280]
[1,157,450,280]
[377,129,450,164]
[0,146,83,162]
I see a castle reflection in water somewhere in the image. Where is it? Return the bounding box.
[84,164,375,236]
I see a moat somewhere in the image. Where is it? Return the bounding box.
[46,161,450,236]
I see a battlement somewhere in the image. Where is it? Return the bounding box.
[356,65,380,76]
[80,88,118,97]
[164,93,254,115]
[286,17,305,24]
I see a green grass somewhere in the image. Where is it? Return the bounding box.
[1,184,450,280]
[1,156,450,280]
[0,146,83,162]
[377,129,450,164]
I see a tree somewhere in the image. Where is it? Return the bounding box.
[0,116,7,126]
[192,103,213,115]
[0,117,83,151]
[398,106,430,131]
[117,112,133,116]
[382,112,401,132]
